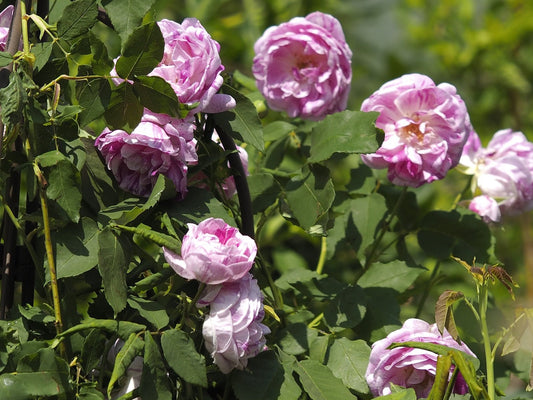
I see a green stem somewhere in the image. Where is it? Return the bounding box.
[308,312,324,329]
[39,188,66,357]
[19,2,29,55]
[315,237,327,275]
[179,283,206,328]
[479,284,495,400]
[256,256,283,310]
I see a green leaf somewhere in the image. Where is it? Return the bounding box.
[108,332,144,398]
[98,228,129,315]
[294,359,358,400]
[104,82,143,132]
[51,217,99,279]
[127,296,169,330]
[326,338,371,393]
[77,79,111,127]
[263,121,296,142]
[284,164,335,232]
[278,323,318,355]
[112,223,181,253]
[58,319,145,340]
[57,0,98,41]
[31,43,53,73]
[232,351,299,400]
[102,0,157,45]
[417,209,497,263]
[140,332,172,400]
[161,329,207,387]
[35,150,67,167]
[0,51,12,67]
[248,172,281,213]
[427,354,453,400]
[308,111,382,163]
[359,288,401,342]
[374,389,417,400]
[133,76,182,117]
[116,22,164,78]
[435,290,465,342]
[213,85,264,151]
[0,71,27,128]
[16,347,71,393]
[358,260,425,293]
[46,159,82,223]
[0,372,68,399]
[324,285,367,331]
[81,329,108,373]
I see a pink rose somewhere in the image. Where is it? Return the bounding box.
[459,129,533,217]
[198,274,270,373]
[252,11,352,120]
[163,218,257,285]
[0,5,13,52]
[361,73,471,187]
[150,19,235,114]
[469,195,501,223]
[366,318,476,398]
[95,109,197,197]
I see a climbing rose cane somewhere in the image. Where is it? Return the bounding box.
[95,109,197,198]
[365,318,476,398]
[253,11,352,120]
[198,273,270,374]
[361,73,471,187]
[163,218,257,285]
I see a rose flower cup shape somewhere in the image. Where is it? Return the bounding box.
[253,11,352,120]
[365,318,476,398]
[163,218,257,285]
[361,73,472,187]
[95,109,197,198]
[459,129,533,218]
[151,18,235,114]
[469,195,501,224]
[198,274,270,374]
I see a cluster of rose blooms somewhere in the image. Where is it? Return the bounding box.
[3,2,533,396]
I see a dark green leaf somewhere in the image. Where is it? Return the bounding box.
[248,172,281,213]
[278,323,318,355]
[417,209,497,263]
[213,85,264,151]
[116,22,163,78]
[127,296,169,330]
[57,0,98,41]
[98,228,129,315]
[78,79,111,127]
[263,121,296,142]
[35,150,67,167]
[359,288,401,342]
[140,332,172,400]
[108,332,144,398]
[232,351,298,400]
[358,260,425,293]
[308,111,381,163]
[0,372,68,399]
[46,159,82,223]
[326,338,371,393]
[0,72,27,128]
[294,359,358,400]
[284,164,335,233]
[89,32,114,75]
[30,43,53,72]
[324,285,367,331]
[17,348,71,393]
[104,82,143,132]
[102,0,157,45]
[58,319,145,340]
[133,75,182,117]
[0,51,12,67]
[161,329,207,387]
[81,329,108,373]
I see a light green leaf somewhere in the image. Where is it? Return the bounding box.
[102,0,157,45]
[98,228,129,315]
[294,359,357,400]
[107,333,144,398]
[308,110,381,163]
[0,51,12,67]
[58,319,145,340]
[326,338,371,393]
[127,296,169,330]
[358,260,425,293]
[161,329,207,388]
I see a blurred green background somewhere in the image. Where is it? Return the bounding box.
[152,0,533,304]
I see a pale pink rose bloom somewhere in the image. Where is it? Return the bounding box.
[460,129,533,216]
[163,218,257,285]
[95,109,197,197]
[458,128,482,174]
[253,11,352,120]
[361,73,471,187]
[366,318,476,398]
[469,195,501,223]
[151,19,235,113]
[198,274,270,373]
[0,5,13,51]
